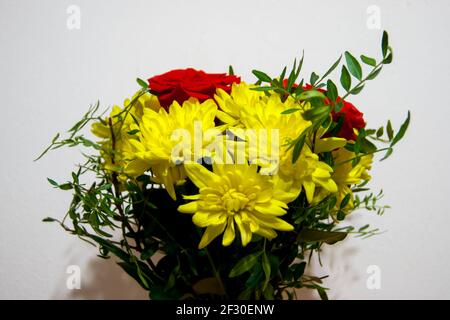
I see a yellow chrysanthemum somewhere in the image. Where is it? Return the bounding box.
[315,148,373,211]
[178,163,296,248]
[91,105,138,180]
[235,93,338,203]
[215,82,266,127]
[126,98,219,200]
[91,91,161,181]
[331,148,373,209]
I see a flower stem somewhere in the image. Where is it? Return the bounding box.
[205,247,229,299]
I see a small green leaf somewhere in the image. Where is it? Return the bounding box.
[281,108,301,115]
[326,79,338,102]
[334,100,344,113]
[382,31,389,57]
[250,86,273,92]
[59,183,73,190]
[42,217,57,222]
[380,147,393,161]
[292,134,306,164]
[360,55,377,66]
[345,51,363,80]
[228,65,234,76]
[383,52,393,64]
[229,253,261,277]
[127,129,140,135]
[298,228,348,245]
[136,78,148,90]
[303,106,331,121]
[252,70,272,83]
[350,83,365,95]
[297,89,326,101]
[376,126,384,138]
[340,65,351,91]
[367,67,383,80]
[47,178,59,187]
[321,55,342,81]
[391,111,410,147]
[310,72,320,86]
[337,210,346,221]
[340,193,351,209]
[279,66,287,82]
[387,120,394,140]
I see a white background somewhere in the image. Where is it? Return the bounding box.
[0,0,449,299]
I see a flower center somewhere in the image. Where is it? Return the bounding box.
[221,188,249,215]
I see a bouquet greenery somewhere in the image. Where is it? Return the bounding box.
[39,31,409,300]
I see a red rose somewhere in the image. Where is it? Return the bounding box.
[298,83,365,141]
[148,68,240,108]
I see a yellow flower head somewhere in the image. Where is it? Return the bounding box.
[233,92,337,203]
[215,82,266,127]
[178,163,296,249]
[331,148,373,210]
[126,98,219,200]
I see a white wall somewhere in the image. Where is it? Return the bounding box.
[1,0,449,299]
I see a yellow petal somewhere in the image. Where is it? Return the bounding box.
[198,224,226,249]
[178,201,198,214]
[184,164,221,189]
[222,217,235,246]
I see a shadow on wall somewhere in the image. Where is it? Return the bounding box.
[53,257,148,300]
[52,242,360,300]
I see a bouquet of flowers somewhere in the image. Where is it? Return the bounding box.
[39,31,409,300]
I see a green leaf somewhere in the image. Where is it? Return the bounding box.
[387,120,394,140]
[127,129,140,135]
[350,83,365,95]
[326,80,338,102]
[303,106,331,121]
[42,217,57,222]
[317,287,329,300]
[382,31,389,57]
[337,210,346,221]
[279,66,287,82]
[383,52,393,64]
[361,55,377,66]
[296,51,304,78]
[292,134,306,164]
[376,126,384,138]
[229,253,261,277]
[340,65,351,91]
[310,72,319,86]
[47,178,59,187]
[281,108,301,115]
[250,86,273,92]
[321,55,342,81]
[297,89,326,101]
[292,262,306,280]
[340,193,351,209]
[252,70,272,83]
[360,137,377,153]
[380,147,393,161]
[136,78,148,90]
[298,228,348,245]
[391,111,410,147]
[367,67,383,80]
[334,100,344,113]
[59,183,73,190]
[345,51,363,80]
[228,65,234,76]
